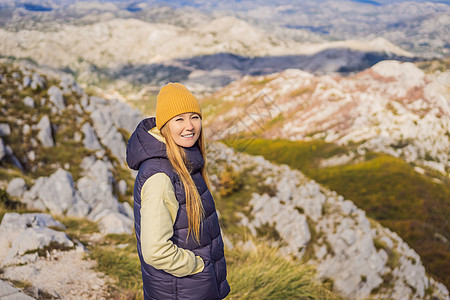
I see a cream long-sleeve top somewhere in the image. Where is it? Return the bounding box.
[140,172,204,277]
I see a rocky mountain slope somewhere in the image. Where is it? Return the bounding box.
[208,143,449,299]
[203,60,450,175]
[0,59,449,298]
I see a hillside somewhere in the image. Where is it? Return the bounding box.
[201,60,450,288]
[0,59,448,299]
[203,60,450,175]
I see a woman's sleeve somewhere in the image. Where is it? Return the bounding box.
[140,172,204,277]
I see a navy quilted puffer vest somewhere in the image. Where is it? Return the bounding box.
[127,117,230,300]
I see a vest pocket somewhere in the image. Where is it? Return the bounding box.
[177,262,220,299]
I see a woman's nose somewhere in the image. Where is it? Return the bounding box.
[185,119,194,130]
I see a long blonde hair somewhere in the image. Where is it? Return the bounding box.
[160,125,211,243]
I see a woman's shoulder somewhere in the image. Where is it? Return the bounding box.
[138,158,177,182]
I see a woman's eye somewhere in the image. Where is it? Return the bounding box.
[192,115,199,119]
[175,118,183,121]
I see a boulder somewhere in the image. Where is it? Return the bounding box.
[0,213,68,264]
[66,193,91,218]
[47,85,65,111]
[76,159,133,234]
[90,109,127,163]
[6,178,27,198]
[36,115,54,147]
[0,123,11,136]
[3,227,74,265]
[81,123,102,150]
[118,179,127,196]
[87,96,141,163]
[39,169,76,215]
[23,96,35,108]
[60,74,82,96]
[31,72,46,90]
[23,76,31,87]
[22,169,76,215]
[95,210,133,235]
[23,124,31,135]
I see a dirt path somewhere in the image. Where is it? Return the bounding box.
[0,248,109,299]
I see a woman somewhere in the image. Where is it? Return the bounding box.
[126,82,230,300]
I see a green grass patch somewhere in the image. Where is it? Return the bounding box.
[23,241,75,258]
[34,142,91,179]
[89,244,143,299]
[250,77,274,86]
[230,138,348,170]
[56,216,99,246]
[226,242,340,299]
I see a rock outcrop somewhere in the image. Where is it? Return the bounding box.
[0,213,74,266]
[0,60,139,236]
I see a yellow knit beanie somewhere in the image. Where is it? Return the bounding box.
[155,82,202,130]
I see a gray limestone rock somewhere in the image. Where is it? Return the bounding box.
[90,109,127,163]
[3,227,74,265]
[248,192,311,256]
[80,94,89,108]
[22,178,47,211]
[0,213,67,264]
[47,86,65,111]
[74,131,82,142]
[6,178,27,198]
[38,169,76,215]
[24,96,35,108]
[118,179,127,196]
[95,210,133,235]
[31,72,46,90]
[102,129,127,163]
[60,74,83,96]
[75,159,133,234]
[0,280,36,300]
[23,124,31,135]
[66,193,90,218]
[0,123,11,136]
[89,108,113,139]
[22,169,76,215]
[81,123,102,150]
[26,151,36,162]
[109,100,142,134]
[36,115,54,147]
[23,76,31,87]
[86,96,142,163]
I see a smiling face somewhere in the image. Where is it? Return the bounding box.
[167,112,202,148]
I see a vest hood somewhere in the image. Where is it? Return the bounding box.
[126,117,204,172]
